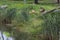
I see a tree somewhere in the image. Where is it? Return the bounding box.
[34,0,39,4]
[57,0,59,4]
[24,0,26,4]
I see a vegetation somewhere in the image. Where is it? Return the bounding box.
[0,0,60,40]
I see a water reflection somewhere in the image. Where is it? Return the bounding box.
[0,31,14,40]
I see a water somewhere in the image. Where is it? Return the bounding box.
[0,31,14,40]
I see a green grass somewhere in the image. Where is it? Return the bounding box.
[0,1,60,40]
[0,1,57,33]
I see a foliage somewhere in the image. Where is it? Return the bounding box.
[40,9,60,40]
[0,3,59,40]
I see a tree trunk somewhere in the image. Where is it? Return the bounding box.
[34,0,38,4]
[24,0,26,4]
[57,0,59,4]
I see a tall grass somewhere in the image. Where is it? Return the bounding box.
[0,4,59,40]
[41,10,60,40]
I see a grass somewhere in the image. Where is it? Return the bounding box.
[0,1,59,40]
[0,1,58,33]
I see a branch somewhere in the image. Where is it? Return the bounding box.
[42,7,60,15]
